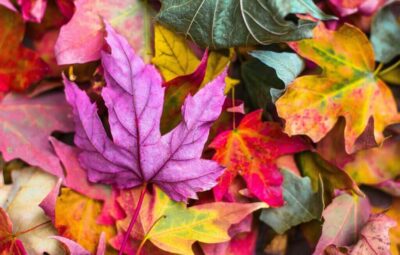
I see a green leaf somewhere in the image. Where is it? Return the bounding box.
[269,0,336,21]
[250,51,305,102]
[157,0,317,49]
[295,151,363,201]
[241,58,282,110]
[371,2,400,63]
[260,169,323,234]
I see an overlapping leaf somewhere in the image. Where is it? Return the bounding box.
[55,0,150,64]
[157,0,317,49]
[260,169,323,234]
[313,193,370,254]
[115,186,267,255]
[276,23,400,154]
[64,23,227,201]
[0,92,73,177]
[55,188,115,253]
[371,2,400,63]
[0,7,48,96]
[210,110,309,206]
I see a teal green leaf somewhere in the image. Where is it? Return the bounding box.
[241,58,283,110]
[157,0,317,49]
[371,2,400,63]
[260,169,323,234]
[269,0,336,21]
[250,51,305,102]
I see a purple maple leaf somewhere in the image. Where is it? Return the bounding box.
[64,23,227,201]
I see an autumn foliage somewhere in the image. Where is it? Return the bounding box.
[1,0,400,255]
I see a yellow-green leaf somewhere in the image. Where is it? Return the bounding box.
[276,23,400,154]
[117,186,267,255]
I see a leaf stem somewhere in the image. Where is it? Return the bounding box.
[14,220,51,237]
[379,59,400,76]
[374,63,384,76]
[119,184,147,255]
[135,215,166,255]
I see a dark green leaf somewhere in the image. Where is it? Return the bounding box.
[157,0,317,49]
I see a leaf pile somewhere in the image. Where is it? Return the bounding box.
[1,0,400,255]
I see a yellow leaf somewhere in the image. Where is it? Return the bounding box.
[55,188,116,253]
[152,24,199,81]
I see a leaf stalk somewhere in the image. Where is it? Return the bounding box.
[119,184,147,255]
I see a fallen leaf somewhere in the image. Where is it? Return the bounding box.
[210,110,309,206]
[0,92,73,177]
[1,167,64,254]
[344,139,400,186]
[50,137,122,225]
[0,7,48,96]
[0,207,27,255]
[350,213,396,255]
[276,23,400,154]
[116,186,267,255]
[295,151,363,201]
[260,169,323,234]
[157,0,317,49]
[250,51,305,102]
[55,0,151,64]
[64,23,226,201]
[202,230,258,255]
[313,193,370,255]
[51,232,107,255]
[153,24,230,132]
[55,188,116,254]
[371,1,400,63]
[386,199,400,255]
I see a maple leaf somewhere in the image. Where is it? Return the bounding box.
[313,193,371,255]
[114,186,267,255]
[0,92,73,177]
[0,7,48,96]
[209,110,309,206]
[276,23,400,154]
[64,23,227,201]
[55,188,116,254]
[0,208,27,255]
[55,0,150,65]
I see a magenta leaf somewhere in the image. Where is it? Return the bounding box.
[39,178,62,224]
[51,234,106,255]
[64,23,227,202]
[0,92,73,177]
